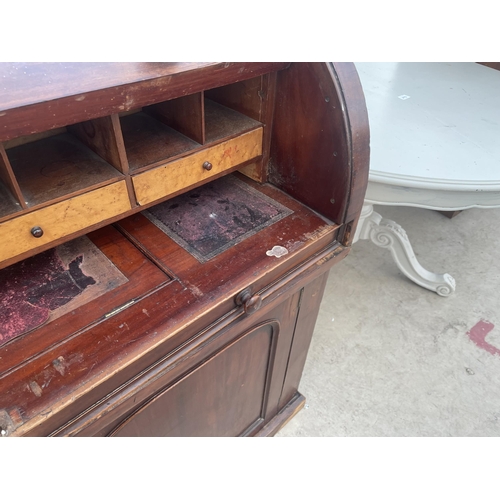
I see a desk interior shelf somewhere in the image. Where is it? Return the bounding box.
[7,132,124,207]
[0,62,369,437]
[0,181,21,220]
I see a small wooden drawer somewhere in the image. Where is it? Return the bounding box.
[0,181,131,264]
[132,128,263,206]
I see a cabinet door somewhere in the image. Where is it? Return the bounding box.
[110,321,276,437]
[53,271,327,437]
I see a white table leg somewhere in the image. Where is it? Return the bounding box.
[353,204,456,296]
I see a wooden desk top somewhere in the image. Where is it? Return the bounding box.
[0,62,288,141]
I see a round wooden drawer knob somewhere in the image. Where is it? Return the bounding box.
[203,161,213,171]
[31,226,44,238]
[236,289,262,315]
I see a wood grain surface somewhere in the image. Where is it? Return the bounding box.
[0,62,370,437]
[132,128,263,205]
[0,181,131,265]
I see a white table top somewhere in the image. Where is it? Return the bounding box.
[355,62,500,192]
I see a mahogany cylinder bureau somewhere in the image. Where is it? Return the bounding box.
[0,62,369,437]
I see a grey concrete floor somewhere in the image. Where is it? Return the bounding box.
[277,204,500,436]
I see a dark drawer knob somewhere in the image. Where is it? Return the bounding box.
[31,226,44,238]
[203,161,213,171]
[235,288,262,315]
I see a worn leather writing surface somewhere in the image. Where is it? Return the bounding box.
[145,175,292,262]
[0,236,127,346]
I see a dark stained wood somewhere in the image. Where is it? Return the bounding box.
[12,240,348,437]
[0,142,25,208]
[110,322,274,436]
[204,99,262,144]
[0,225,170,376]
[0,63,212,111]
[117,174,339,302]
[3,219,348,437]
[438,210,462,219]
[120,112,200,171]
[144,93,205,144]
[205,76,263,121]
[0,62,289,142]
[254,392,306,437]
[66,113,139,222]
[0,62,370,437]
[269,63,350,224]
[477,62,500,71]
[330,63,370,246]
[7,133,124,207]
[0,181,22,220]
[67,115,129,174]
[239,72,278,183]
[279,272,329,408]
[107,114,137,207]
[205,73,278,183]
[3,128,66,150]
[52,288,302,436]
[47,240,347,438]
[260,288,303,419]
[269,62,369,234]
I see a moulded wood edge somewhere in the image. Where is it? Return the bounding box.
[253,392,306,437]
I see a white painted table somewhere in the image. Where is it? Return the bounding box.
[354,62,500,296]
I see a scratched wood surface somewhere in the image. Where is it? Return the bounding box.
[269,62,369,233]
[143,174,293,262]
[0,64,293,268]
[0,63,370,437]
[0,235,129,346]
[0,224,170,373]
[204,99,262,143]
[144,93,205,144]
[205,76,264,121]
[8,133,124,206]
[0,173,343,436]
[0,62,289,142]
[0,143,25,210]
[120,111,201,171]
[131,129,263,206]
[0,181,131,266]
[0,180,21,220]
[68,115,129,174]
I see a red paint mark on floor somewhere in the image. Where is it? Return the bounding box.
[466,320,500,356]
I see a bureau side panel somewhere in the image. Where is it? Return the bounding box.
[269,62,369,235]
[278,271,330,410]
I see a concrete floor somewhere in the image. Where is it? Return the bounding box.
[277,204,500,436]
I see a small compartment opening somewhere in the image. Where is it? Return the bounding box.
[120,93,204,173]
[0,180,22,220]
[0,144,24,220]
[204,76,264,144]
[4,120,125,208]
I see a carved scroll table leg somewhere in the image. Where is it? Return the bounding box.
[353,204,456,296]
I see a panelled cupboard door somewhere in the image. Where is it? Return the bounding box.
[109,321,277,437]
[52,277,312,437]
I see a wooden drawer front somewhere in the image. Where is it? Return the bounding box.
[132,127,263,206]
[0,181,131,263]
